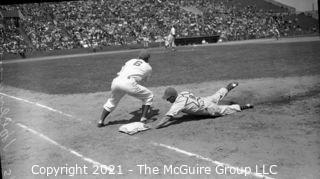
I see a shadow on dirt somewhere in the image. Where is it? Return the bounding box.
[107,107,160,126]
[156,114,219,129]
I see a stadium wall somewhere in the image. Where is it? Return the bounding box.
[175,35,220,46]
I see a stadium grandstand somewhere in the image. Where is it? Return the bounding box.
[0,0,319,57]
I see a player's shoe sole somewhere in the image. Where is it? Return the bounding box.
[226,82,239,91]
[240,104,254,110]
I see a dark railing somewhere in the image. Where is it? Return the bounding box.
[175,35,220,46]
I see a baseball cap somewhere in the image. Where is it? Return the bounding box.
[162,87,178,100]
[138,49,150,60]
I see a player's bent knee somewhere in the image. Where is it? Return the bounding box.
[103,105,113,112]
[143,93,154,106]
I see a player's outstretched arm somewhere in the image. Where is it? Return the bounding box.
[154,115,173,129]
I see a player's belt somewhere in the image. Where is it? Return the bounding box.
[117,75,138,81]
[117,75,132,79]
[127,76,137,81]
[127,76,141,82]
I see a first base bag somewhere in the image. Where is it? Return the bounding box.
[119,122,150,135]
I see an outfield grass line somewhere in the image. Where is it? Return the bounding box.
[0,92,83,122]
[3,48,142,64]
[151,142,276,179]
[3,48,195,64]
[16,122,111,170]
[4,37,319,64]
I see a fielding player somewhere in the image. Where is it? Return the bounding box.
[152,82,253,129]
[97,50,154,127]
[271,25,280,40]
[168,25,176,50]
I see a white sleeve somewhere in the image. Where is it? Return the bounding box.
[165,98,186,117]
[144,65,152,82]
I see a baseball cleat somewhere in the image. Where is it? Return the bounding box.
[140,117,147,123]
[97,121,104,128]
[226,82,239,91]
[240,104,254,110]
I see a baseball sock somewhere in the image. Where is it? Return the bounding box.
[98,109,110,127]
[141,105,150,122]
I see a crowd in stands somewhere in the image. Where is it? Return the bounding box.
[0,18,28,55]
[178,0,312,40]
[0,0,318,54]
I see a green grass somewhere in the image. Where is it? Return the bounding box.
[4,41,320,94]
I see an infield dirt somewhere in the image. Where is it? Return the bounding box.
[1,74,320,179]
[1,37,320,179]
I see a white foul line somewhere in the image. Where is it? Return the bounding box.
[152,142,276,179]
[0,92,77,120]
[2,92,110,171]
[17,123,111,170]
[2,92,275,179]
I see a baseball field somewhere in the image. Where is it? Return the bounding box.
[1,37,320,179]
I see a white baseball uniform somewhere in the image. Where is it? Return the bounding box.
[103,58,153,112]
[168,27,176,47]
[170,27,176,36]
[166,88,241,117]
[272,27,280,39]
